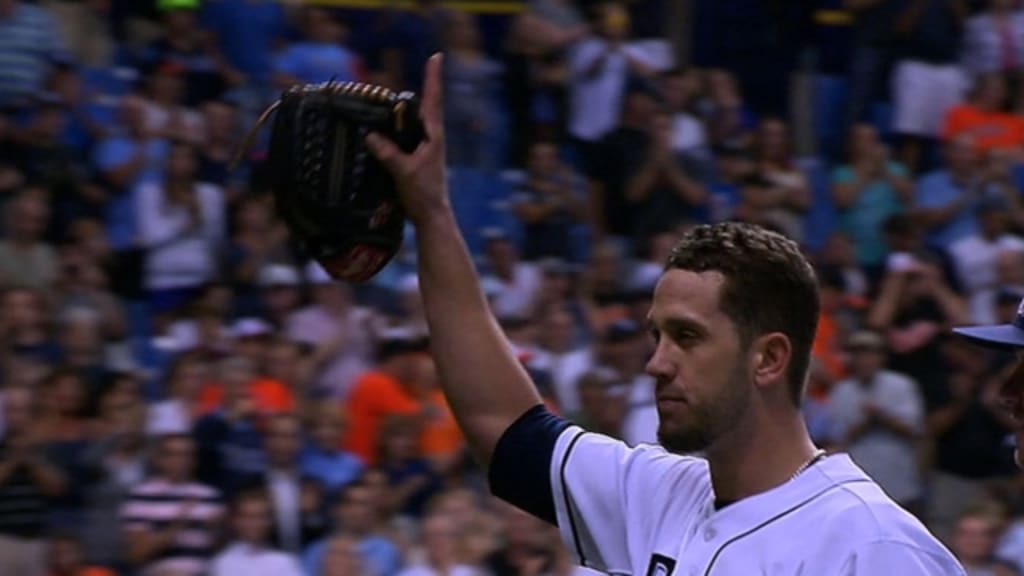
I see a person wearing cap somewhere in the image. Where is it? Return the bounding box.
[829,330,927,516]
[952,299,1024,473]
[255,263,302,329]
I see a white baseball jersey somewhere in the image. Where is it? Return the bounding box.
[551,426,964,575]
[489,407,966,576]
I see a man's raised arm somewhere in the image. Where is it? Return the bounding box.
[366,54,544,468]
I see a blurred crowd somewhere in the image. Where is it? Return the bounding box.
[8,0,1024,575]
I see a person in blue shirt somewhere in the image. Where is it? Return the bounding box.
[303,481,403,576]
[272,7,360,89]
[913,135,986,252]
[300,403,364,508]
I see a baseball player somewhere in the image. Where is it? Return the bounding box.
[953,302,1024,470]
[367,55,966,575]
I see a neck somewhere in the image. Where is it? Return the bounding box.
[705,408,818,503]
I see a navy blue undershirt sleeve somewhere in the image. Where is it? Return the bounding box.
[488,404,573,525]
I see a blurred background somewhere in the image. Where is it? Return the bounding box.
[4,0,1024,574]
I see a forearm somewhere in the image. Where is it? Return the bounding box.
[625,162,660,203]
[664,163,707,205]
[927,403,967,437]
[932,286,970,326]
[415,210,543,467]
[875,413,919,439]
[25,458,66,496]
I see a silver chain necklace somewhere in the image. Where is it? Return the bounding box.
[790,449,827,481]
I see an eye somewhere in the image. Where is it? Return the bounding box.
[670,329,700,346]
[648,328,661,343]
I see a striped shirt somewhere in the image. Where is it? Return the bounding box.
[0,442,49,539]
[120,479,225,576]
[0,5,65,107]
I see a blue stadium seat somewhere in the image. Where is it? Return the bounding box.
[813,75,850,161]
[798,156,838,253]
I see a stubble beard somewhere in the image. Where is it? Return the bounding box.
[657,364,751,455]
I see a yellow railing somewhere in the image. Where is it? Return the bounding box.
[304,0,526,15]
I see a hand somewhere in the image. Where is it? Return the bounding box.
[366,54,448,226]
[862,400,882,421]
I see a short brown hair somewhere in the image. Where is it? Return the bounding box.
[665,222,819,405]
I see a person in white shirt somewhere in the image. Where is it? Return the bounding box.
[949,199,1024,325]
[398,512,477,576]
[365,55,966,575]
[209,489,304,576]
[286,262,378,399]
[829,330,927,513]
[566,2,657,148]
[134,141,225,309]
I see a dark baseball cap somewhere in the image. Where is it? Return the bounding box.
[953,296,1024,350]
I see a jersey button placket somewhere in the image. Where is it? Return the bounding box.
[703,526,717,542]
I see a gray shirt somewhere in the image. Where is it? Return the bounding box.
[830,369,926,504]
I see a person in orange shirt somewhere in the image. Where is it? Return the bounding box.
[47,531,116,576]
[409,352,467,474]
[942,72,1024,155]
[196,355,295,423]
[195,316,299,419]
[344,331,431,465]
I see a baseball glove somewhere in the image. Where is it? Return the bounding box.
[239,80,425,283]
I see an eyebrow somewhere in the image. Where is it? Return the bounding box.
[647,315,709,336]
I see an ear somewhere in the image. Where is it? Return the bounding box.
[751,332,791,390]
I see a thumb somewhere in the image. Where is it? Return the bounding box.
[366,132,403,173]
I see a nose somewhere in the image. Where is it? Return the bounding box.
[645,341,674,383]
[998,360,1024,417]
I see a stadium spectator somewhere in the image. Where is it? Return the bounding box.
[192,357,267,497]
[950,502,1015,574]
[914,135,990,251]
[140,0,238,106]
[510,140,588,261]
[272,8,361,89]
[47,530,116,576]
[287,262,378,399]
[397,512,475,576]
[623,110,707,247]
[0,385,67,576]
[303,481,403,576]
[0,187,59,292]
[345,331,429,466]
[960,0,1024,80]
[829,330,927,515]
[146,351,209,436]
[79,387,147,571]
[239,412,325,555]
[832,122,914,275]
[890,0,970,172]
[567,1,657,171]
[120,433,223,576]
[441,10,502,170]
[0,0,66,108]
[949,197,1024,324]
[134,140,225,317]
[943,72,1024,154]
[480,230,544,319]
[209,489,305,576]
[502,0,588,165]
[748,117,811,243]
[301,403,364,505]
[586,79,660,241]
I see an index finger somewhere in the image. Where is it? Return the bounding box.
[420,53,444,141]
